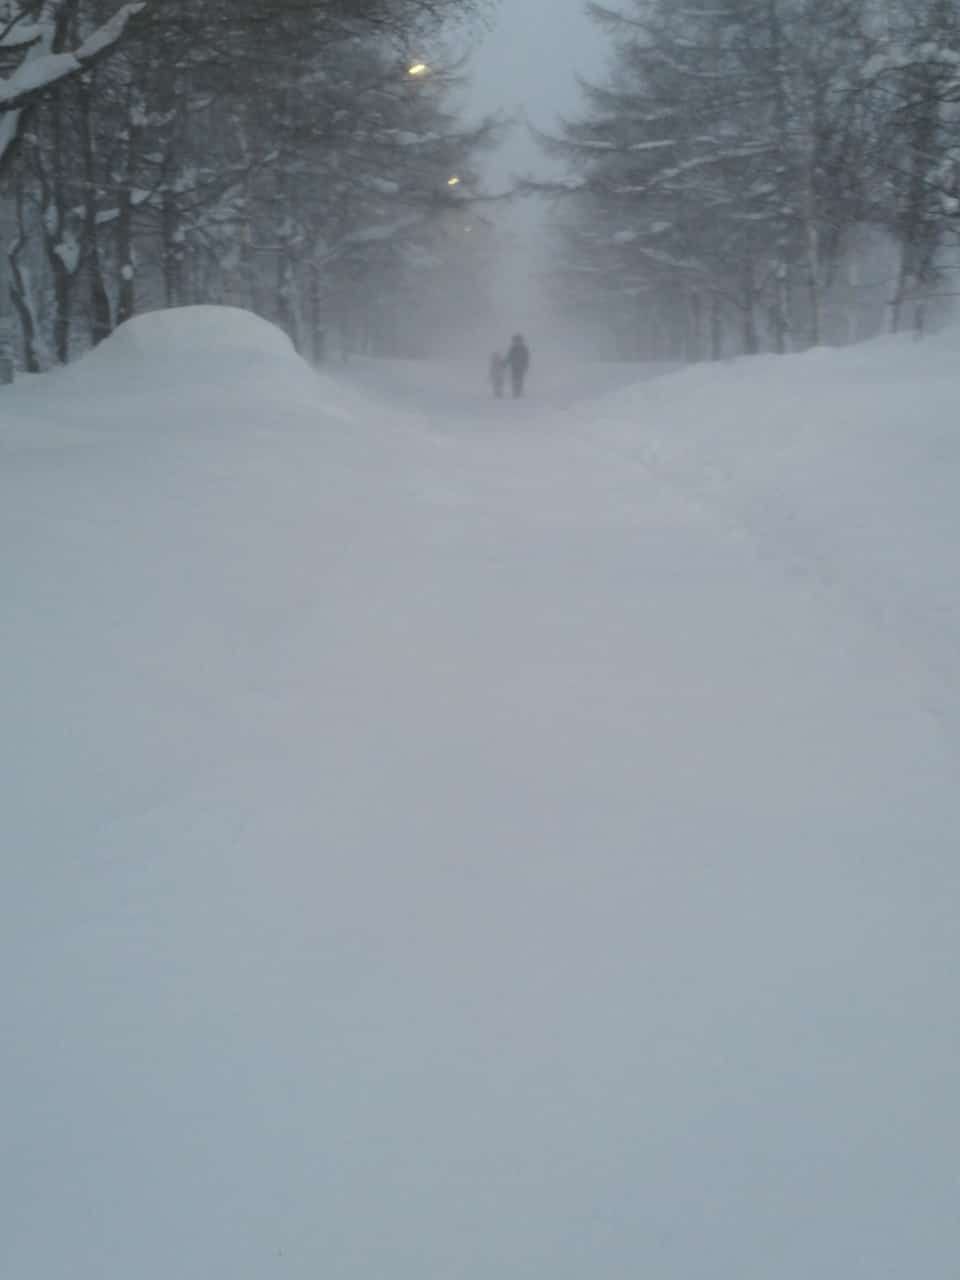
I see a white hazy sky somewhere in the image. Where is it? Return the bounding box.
[464,0,609,185]
[455,0,610,336]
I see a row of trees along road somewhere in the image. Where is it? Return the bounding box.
[539,0,960,362]
[0,0,499,378]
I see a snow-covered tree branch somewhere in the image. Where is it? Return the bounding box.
[537,0,960,362]
[0,1,146,171]
[0,0,497,374]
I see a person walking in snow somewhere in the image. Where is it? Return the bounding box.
[489,350,505,398]
[506,334,530,398]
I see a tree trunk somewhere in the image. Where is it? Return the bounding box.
[309,264,326,364]
[889,243,913,335]
[48,85,75,363]
[767,0,796,353]
[7,176,39,371]
[770,259,791,354]
[804,216,822,347]
[115,188,135,327]
[161,190,182,307]
[78,75,113,346]
[51,253,73,365]
[890,71,939,336]
[89,242,114,346]
[914,299,926,340]
[741,261,759,354]
[687,290,703,363]
[710,293,723,361]
[9,256,42,373]
[0,309,15,382]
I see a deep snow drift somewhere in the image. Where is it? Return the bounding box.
[2,308,957,1280]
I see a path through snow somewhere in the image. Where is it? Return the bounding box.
[2,310,957,1280]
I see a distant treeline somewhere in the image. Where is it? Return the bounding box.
[539,0,960,360]
[0,0,499,377]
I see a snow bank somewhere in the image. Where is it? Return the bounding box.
[593,330,960,733]
[92,304,302,367]
[3,306,404,445]
[67,304,320,394]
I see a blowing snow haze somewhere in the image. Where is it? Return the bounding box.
[460,0,608,345]
[465,0,606,184]
[2,3,959,1280]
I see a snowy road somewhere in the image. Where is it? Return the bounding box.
[2,310,957,1280]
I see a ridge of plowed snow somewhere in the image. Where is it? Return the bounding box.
[587,331,960,736]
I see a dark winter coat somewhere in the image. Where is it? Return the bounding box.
[506,338,530,374]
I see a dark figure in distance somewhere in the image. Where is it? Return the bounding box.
[506,334,530,398]
[489,351,505,398]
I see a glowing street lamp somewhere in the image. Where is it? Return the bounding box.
[447,175,461,187]
[407,62,429,77]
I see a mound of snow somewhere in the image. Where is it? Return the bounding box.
[2,306,408,441]
[70,304,317,389]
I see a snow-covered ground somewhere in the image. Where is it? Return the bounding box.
[3,308,957,1280]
